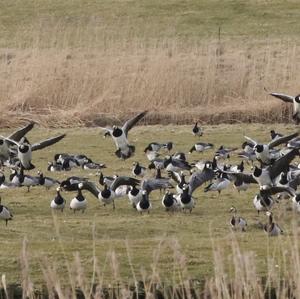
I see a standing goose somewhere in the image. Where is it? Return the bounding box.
[269,92,300,124]
[162,190,179,212]
[99,111,147,159]
[69,183,87,213]
[229,206,247,232]
[132,162,147,177]
[192,122,203,137]
[136,190,152,214]
[38,171,60,189]
[204,173,231,195]
[177,184,194,213]
[51,187,66,212]
[264,211,283,236]
[127,185,143,208]
[0,197,13,226]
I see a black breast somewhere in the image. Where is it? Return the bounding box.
[112,127,123,137]
[139,199,150,210]
[163,194,174,207]
[101,189,111,199]
[55,194,64,205]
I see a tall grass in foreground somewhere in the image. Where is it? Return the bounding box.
[0,20,300,126]
[3,218,300,298]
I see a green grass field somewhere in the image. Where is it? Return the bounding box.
[0,123,299,288]
[1,0,300,47]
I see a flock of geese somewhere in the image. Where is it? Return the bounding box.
[0,91,300,237]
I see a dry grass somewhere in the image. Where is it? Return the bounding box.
[0,38,299,127]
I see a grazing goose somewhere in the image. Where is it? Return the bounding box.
[144,142,173,153]
[47,161,64,172]
[264,211,283,236]
[192,122,203,137]
[269,92,300,124]
[69,183,87,213]
[162,190,179,212]
[99,111,147,159]
[215,146,237,160]
[38,171,60,189]
[2,133,66,170]
[132,162,147,177]
[136,190,152,214]
[229,206,247,232]
[164,156,191,172]
[244,132,298,165]
[60,176,88,191]
[189,143,214,154]
[51,187,66,212]
[0,197,13,226]
[82,161,106,170]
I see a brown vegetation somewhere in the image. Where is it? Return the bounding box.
[0,38,299,127]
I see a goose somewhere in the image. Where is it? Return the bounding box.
[148,158,166,170]
[168,171,187,194]
[0,172,18,189]
[69,183,87,213]
[1,133,66,170]
[47,161,64,172]
[0,121,34,162]
[269,92,300,124]
[263,211,283,236]
[189,143,214,154]
[50,187,66,212]
[99,111,147,159]
[188,162,215,195]
[81,176,140,209]
[162,190,179,212]
[0,197,13,226]
[38,171,60,189]
[136,190,152,214]
[144,142,173,153]
[252,186,293,214]
[132,162,147,177]
[229,206,247,232]
[215,146,237,160]
[177,184,194,213]
[204,173,231,194]
[81,161,106,170]
[60,176,88,191]
[270,130,283,140]
[127,185,143,208]
[164,156,191,172]
[244,132,298,165]
[291,193,300,212]
[16,166,40,192]
[192,122,203,137]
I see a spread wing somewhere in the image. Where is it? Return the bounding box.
[217,167,257,184]
[110,176,140,191]
[188,168,215,195]
[268,132,299,149]
[8,122,35,142]
[122,111,147,136]
[31,134,66,151]
[269,149,299,180]
[141,178,173,194]
[244,136,258,146]
[269,92,294,103]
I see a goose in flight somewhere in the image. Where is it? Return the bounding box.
[269,92,300,124]
[99,111,147,160]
